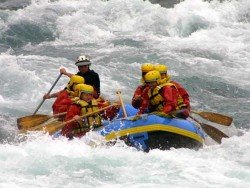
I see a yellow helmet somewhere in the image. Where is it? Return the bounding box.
[144,70,161,83]
[79,84,94,97]
[67,75,85,91]
[141,63,154,73]
[74,83,85,91]
[73,83,85,97]
[154,64,168,74]
[70,75,85,85]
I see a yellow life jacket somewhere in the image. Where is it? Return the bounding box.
[70,99,102,136]
[158,75,171,85]
[149,82,185,112]
[65,87,76,97]
[71,97,79,103]
[75,99,102,129]
[65,81,80,98]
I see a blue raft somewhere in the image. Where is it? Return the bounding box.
[97,104,205,152]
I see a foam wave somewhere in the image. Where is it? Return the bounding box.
[0,2,249,186]
[0,131,249,187]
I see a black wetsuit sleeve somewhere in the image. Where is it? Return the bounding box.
[93,72,100,96]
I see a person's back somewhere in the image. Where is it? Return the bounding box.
[51,90,71,115]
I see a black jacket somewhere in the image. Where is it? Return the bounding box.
[76,70,100,97]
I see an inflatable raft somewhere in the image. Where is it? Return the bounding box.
[96,104,205,152]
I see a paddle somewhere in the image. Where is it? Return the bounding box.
[43,104,118,135]
[33,73,63,115]
[18,118,59,134]
[189,116,229,144]
[17,112,66,130]
[191,110,233,126]
[28,114,66,132]
[116,90,127,118]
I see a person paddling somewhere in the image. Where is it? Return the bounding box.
[61,84,120,139]
[154,64,190,119]
[60,55,100,99]
[131,63,155,109]
[43,75,84,115]
[137,70,189,119]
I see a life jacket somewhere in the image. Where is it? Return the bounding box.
[149,82,186,112]
[65,86,75,97]
[65,81,79,98]
[76,99,102,128]
[71,97,79,103]
[158,74,171,85]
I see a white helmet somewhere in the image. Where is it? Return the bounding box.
[75,55,91,66]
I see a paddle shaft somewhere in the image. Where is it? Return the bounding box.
[53,112,67,118]
[116,90,127,118]
[46,104,117,134]
[33,73,63,115]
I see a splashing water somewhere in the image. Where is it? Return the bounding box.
[0,0,249,187]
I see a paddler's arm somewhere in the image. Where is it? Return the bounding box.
[137,86,150,115]
[132,86,143,109]
[101,102,121,120]
[43,91,61,99]
[61,104,81,137]
[60,68,73,78]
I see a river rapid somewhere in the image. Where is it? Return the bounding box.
[0,0,249,187]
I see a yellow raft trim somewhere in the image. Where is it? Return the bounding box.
[105,124,204,144]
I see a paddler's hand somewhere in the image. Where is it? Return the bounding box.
[43,93,50,99]
[60,68,67,75]
[134,95,141,102]
[73,115,82,122]
[113,101,121,108]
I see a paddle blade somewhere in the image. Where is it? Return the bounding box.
[200,123,229,144]
[17,114,50,130]
[43,121,65,135]
[193,111,233,126]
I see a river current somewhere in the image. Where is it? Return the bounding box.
[0,0,249,187]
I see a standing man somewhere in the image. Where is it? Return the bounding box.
[60,55,100,99]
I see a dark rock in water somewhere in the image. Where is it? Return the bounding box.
[0,0,31,10]
[147,0,182,8]
[147,0,224,8]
